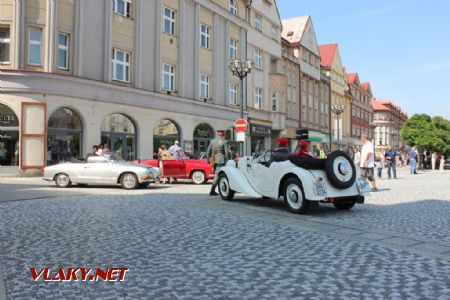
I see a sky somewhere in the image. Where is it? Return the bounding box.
[277,0,450,119]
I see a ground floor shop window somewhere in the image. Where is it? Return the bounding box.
[47,107,83,165]
[101,113,136,160]
[0,104,19,166]
[251,136,265,155]
[193,123,214,158]
[153,119,180,153]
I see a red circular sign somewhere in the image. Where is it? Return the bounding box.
[234,119,248,133]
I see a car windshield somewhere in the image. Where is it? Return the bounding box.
[102,152,124,162]
[176,150,189,160]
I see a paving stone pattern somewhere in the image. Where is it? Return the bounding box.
[0,168,449,299]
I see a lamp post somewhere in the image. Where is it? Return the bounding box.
[229,59,255,156]
[371,121,379,155]
[331,104,345,150]
[229,59,255,119]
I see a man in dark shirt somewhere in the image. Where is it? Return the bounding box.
[384,145,397,179]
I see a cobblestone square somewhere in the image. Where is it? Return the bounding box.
[0,168,449,299]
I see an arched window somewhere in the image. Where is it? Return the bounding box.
[101,113,137,160]
[0,103,20,166]
[47,107,83,164]
[153,119,180,153]
[229,0,237,15]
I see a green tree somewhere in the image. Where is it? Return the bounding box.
[400,114,450,153]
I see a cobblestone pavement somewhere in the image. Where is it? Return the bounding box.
[0,168,449,299]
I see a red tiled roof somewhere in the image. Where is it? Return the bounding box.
[319,44,337,67]
[371,99,390,111]
[347,73,357,84]
[361,82,370,91]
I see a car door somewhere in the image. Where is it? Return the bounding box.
[247,152,274,193]
[161,159,186,177]
[82,156,114,184]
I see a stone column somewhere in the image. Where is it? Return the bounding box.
[154,0,162,91]
[45,0,57,72]
[212,13,219,104]
[134,0,142,88]
[12,0,24,69]
[73,0,84,76]
[177,0,185,97]
[103,0,112,82]
[193,3,200,100]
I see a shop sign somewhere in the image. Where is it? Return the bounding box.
[250,124,271,137]
[0,113,19,127]
[0,134,13,140]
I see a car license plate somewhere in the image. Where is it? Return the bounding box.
[314,182,327,196]
[357,177,371,194]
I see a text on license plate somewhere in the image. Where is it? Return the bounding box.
[314,183,327,196]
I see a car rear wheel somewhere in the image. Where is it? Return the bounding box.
[120,173,139,190]
[333,197,357,210]
[55,173,72,188]
[283,178,309,214]
[191,170,206,185]
[218,173,235,201]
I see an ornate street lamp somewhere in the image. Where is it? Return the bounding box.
[371,121,379,153]
[229,59,255,119]
[331,104,345,150]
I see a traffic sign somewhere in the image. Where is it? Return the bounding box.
[234,119,248,133]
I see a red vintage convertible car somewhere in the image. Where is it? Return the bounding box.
[131,151,214,184]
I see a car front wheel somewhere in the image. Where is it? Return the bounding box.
[191,170,206,185]
[283,178,309,213]
[120,173,139,190]
[55,173,72,188]
[218,173,235,201]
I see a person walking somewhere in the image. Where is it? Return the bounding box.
[432,151,437,170]
[207,130,229,196]
[376,150,385,179]
[440,154,445,174]
[385,145,397,179]
[408,146,418,174]
[158,145,173,184]
[354,147,361,167]
[343,142,355,161]
[168,141,182,160]
[360,134,377,192]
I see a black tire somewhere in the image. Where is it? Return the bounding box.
[218,173,235,201]
[325,150,356,189]
[191,170,206,185]
[283,177,309,214]
[139,182,151,188]
[55,173,72,188]
[120,173,139,190]
[333,197,357,210]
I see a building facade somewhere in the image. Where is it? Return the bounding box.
[280,37,300,151]
[319,44,350,149]
[281,16,330,151]
[1,0,279,173]
[371,99,408,151]
[245,0,283,154]
[347,73,374,147]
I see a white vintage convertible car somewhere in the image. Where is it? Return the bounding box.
[43,153,159,189]
[216,150,370,213]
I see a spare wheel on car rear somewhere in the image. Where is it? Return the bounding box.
[325,150,356,189]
